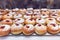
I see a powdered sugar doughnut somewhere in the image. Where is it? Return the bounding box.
[0,24,10,36]
[24,18,36,25]
[35,24,47,35]
[24,14,31,19]
[36,18,46,24]
[11,23,23,35]
[23,24,34,35]
[2,19,12,25]
[47,23,59,34]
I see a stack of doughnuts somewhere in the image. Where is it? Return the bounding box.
[0,8,60,36]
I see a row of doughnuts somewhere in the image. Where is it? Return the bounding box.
[0,17,60,25]
[0,8,60,36]
[0,8,60,20]
[0,23,60,36]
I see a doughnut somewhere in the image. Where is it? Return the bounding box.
[36,18,46,25]
[11,23,23,35]
[0,24,10,36]
[50,13,58,18]
[32,14,41,19]
[49,9,57,14]
[46,18,56,24]
[0,10,8,15]
[8,11,16,15]
[13,18,24,24]
[13,14,22,19]
[33,9,40,14]
[26,8,33,14]
[24,18,36,25]
[41,9,49,14]
[24,14,32,19]
[20,9,26,15]
[3,14,13,19]
[12,8,19,12]
[2,19,12,25]
[47,23,59,34]
[41,14,49,19]
[35,24,47,35]
[23,24,34,35]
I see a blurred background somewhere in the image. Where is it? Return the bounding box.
[0,0,60,9]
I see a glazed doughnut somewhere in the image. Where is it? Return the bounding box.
[23,24,34,35]
[24,14,32,19]
[36,18,46,25]
[11,23,23,35]
[47,23,59,34]
[46,18,56,24]
[35,24,47,35]
[24,18,36,25]
[2,19,12,25]
[13,18,24,24]
[0,24,10,36]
